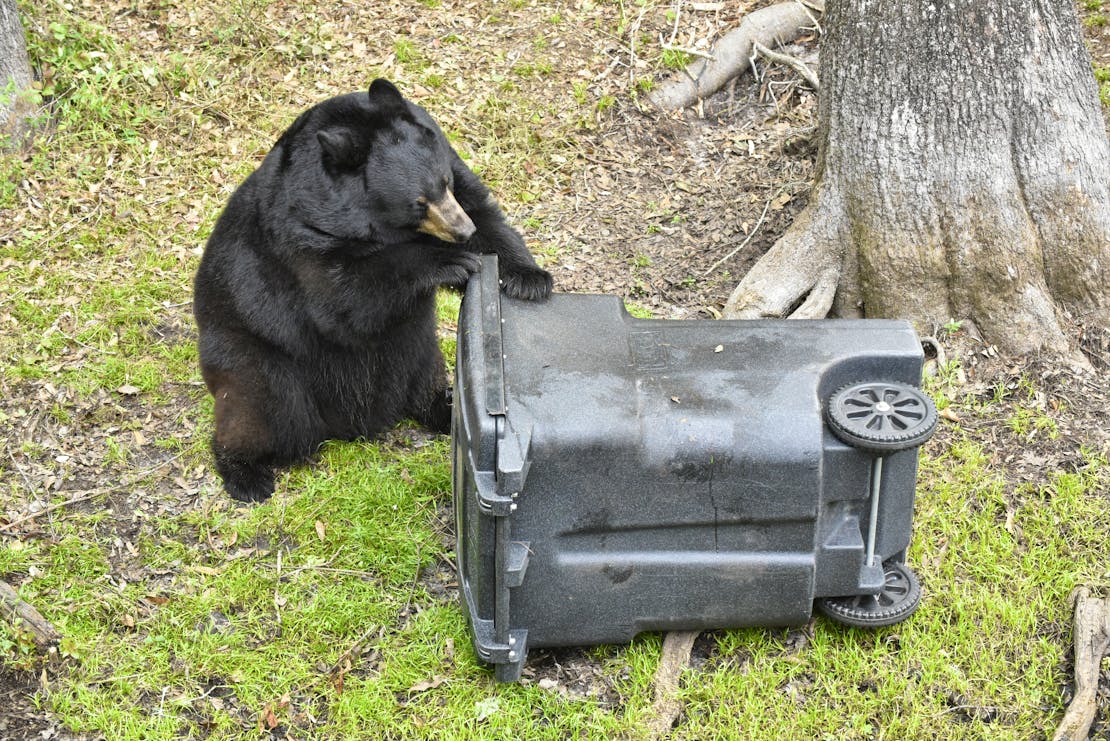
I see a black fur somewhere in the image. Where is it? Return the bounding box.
[193,79,552,502]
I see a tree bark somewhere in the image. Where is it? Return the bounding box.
[723,0,1110,356]
[1,0,34,143]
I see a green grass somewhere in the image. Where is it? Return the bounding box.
[2,0,1109,738]
[1096,64,1110,107]
[661,47,691,70]
[37,440,456,737]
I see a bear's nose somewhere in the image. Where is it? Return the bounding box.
[418,190,476,244]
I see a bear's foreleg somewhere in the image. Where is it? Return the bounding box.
[448,158,552,300]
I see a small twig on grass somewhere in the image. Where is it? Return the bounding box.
[0,579,60,647]
[7,451,36,493]
[752,40,819,90]
[701,183,790,277]
[0,490,104,533]
[627,1,648,84]
[0,452,185,533]
[666,0,682,48]
[273,548,284,624]
[85,673,144,686]
[262,548,346,580]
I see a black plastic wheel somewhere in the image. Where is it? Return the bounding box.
[816,561,923,628]
[826,381,937,453]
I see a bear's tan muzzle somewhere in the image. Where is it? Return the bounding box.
[418,189,476,244]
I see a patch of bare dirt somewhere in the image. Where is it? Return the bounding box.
[0,663,93,741]
[548,36,819,318]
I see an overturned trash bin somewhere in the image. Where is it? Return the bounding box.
[452,256,936,682]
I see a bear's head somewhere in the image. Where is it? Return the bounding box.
[276,79,475,247]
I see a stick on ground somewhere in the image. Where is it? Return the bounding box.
[752,40,819,90]
[646,630,700,738]
[0,579,60,647]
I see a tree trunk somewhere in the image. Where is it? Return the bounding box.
[723,0,1110,356]
[1,0,34,143]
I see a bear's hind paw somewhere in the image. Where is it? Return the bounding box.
[217,458,276,503]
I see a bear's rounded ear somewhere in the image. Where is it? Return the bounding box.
[317,128,358,167]
[368,78,405,109]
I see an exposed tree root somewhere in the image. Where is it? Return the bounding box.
[723,175,1104,359]
[1052,588,1110,741]
[649,1,821,111]
[723,202,842,320]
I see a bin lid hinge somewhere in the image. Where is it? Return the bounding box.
[475,416,532,516]
[470,618,528,681]
[473,470,513,516]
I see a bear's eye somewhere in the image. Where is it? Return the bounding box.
[415,195,428,213]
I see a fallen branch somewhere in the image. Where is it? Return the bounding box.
[0,579,60,648]
[646,630,699,738]
[1052,588,1110,741]
[650,1,821,111]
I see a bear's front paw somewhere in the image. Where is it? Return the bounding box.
[500,266,553,301]
[433,250,482,289]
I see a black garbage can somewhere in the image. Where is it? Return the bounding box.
[452,257,936,682]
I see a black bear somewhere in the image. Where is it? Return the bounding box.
[193,78,552,502]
